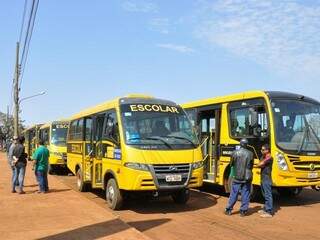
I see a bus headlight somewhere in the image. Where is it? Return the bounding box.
[276,152,288,171]
[124,162,149,171]
[192,161,204,170]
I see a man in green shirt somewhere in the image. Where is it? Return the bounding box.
[32,139,50,193]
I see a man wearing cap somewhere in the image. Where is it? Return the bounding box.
[8,136,19,193]
[225,138,254,217]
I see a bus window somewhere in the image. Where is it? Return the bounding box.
[185,108,197,127]
[85,118,92,141]
[229,104,268,138]
[103,111,119,144]
[69,119,84,141]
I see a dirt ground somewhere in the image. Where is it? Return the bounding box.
[56,173,320,240]
[0,153,151,240]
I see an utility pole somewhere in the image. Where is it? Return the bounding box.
[13,42,20,137]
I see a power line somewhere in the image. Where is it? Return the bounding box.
[20,0,35,66]
[18,0,28,44]
[19,0,40,89]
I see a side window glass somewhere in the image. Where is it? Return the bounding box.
[230,105,268,138]
[85,118,92,141]
[75,119,84,141]
[103,111,119,143]
[185,109,197,127]
[69,120,78,140]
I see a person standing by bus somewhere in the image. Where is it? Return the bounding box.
[258,144,273,218]
[225,138,254,217]
[8,136,19,193]
[32,139,50,193]
[12,136,27,194]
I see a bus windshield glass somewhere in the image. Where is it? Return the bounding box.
[121,103,199,150]
[272,99,320,154]
[51,123,68,146]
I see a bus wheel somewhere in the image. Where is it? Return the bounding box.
[278,187,302,197]
[106,178,123,210]
[48,164,55,175]
[250,185,262,201]
[171,189,190,204]
[76,168,89,192]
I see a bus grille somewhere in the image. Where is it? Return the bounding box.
[152,164,190,187]
[292,161,320,171]
[287,156,320,171]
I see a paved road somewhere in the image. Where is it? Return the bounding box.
[56,173,320,240]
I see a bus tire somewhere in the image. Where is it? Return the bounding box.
[76,168,89,192]
[278,187,302,197]
[48,164,55,175]
[106,178,123,210]
[250,185,262,201]
[172,189,190,204]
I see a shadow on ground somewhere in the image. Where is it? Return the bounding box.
[36,219,129,240]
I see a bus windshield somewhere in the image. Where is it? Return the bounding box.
[272,99,320,154]
[120,103,199,150]
[51,124,68,147]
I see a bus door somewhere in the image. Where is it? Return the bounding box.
[94,110,121,189]
[92,113,105,188]
[81,118,93,183]
[228,99,270,161]
[198,105,222,182]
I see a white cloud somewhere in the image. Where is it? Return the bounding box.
[122,0,157,13]
[157,43,195,53]
[195,0,320,75]
[149,18,170,34]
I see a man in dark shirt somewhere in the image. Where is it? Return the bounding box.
[258,144,273,217]
[225,138,254,217]
[12,136,27,194]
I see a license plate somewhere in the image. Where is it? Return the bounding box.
[308,172,318,179]
[165,175,182,182]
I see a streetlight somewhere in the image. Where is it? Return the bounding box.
[19,91,46,104]
[16,91,46,135]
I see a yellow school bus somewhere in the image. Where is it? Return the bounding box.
[22,124,43,160]
[67,94,203,210]
[39,121,69,174]
[182,91,320,197]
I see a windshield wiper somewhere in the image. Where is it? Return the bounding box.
[127,137,173,149]
[160,135,196,147]
[297,120,320,154]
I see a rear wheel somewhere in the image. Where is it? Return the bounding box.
[171,189,190,204]
[106,178,123,210]
[76,168,90,192]
[278,187,302,197]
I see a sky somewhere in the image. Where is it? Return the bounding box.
[1,0,320,126]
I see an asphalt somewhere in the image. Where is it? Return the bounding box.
[0,152,151,240]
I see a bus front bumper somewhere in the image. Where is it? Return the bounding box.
[119,167,203,191]
[274,170,320,187]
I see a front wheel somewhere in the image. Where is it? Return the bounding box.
[278,187,303,197]
[106,178,123,210]
[171,189,190,204]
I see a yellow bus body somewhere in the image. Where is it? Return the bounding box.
[67,95,203,209]
[39,121,69,171]
[182,90,320,192]
[22,124,43,159]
